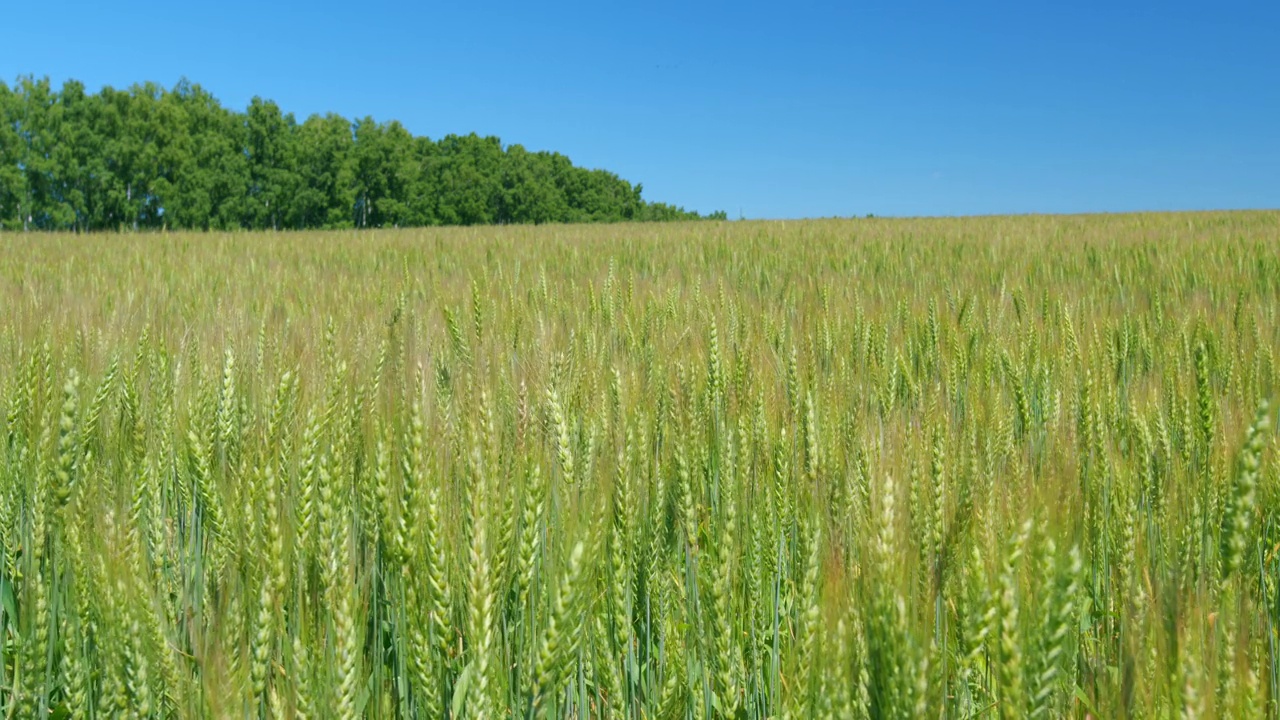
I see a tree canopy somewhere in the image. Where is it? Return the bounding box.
[0,76,723,231]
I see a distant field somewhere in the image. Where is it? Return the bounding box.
[1,211,1278,718]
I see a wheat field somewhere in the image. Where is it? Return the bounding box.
[0,212,1277,718]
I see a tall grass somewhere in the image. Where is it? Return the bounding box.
[0,211,1277,718]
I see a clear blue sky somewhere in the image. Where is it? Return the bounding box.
[3,1,1277,218]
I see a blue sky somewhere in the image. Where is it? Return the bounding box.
[3,1,1277,218]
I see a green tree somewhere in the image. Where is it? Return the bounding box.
[428,133,504,225]
[350,117,418,228]
[0,80,29,229]
[54,80,110,231]
[497,145,568,224]
[12,77,63,230]
[164,80,249,230]
[245,97,298,230]
[295,113,355,229]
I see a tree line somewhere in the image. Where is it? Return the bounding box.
[0,77,723,231]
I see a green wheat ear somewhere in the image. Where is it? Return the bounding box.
[1221,399,1270,577]
[534,540,588,717]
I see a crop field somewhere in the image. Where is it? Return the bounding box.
[0,211,1278,719]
